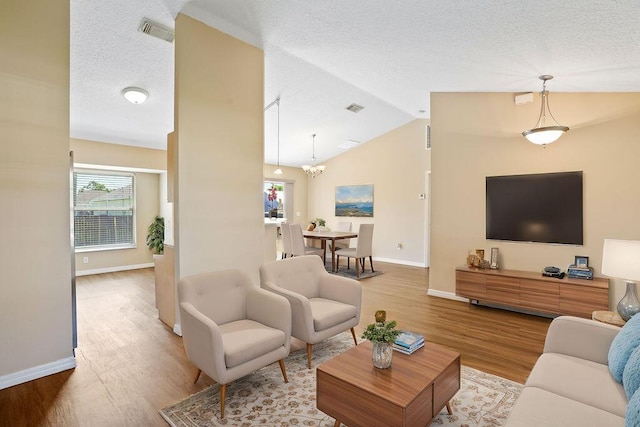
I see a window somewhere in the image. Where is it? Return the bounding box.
[264,181,285,218]
[73,171,135,250]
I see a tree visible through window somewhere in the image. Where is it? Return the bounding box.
[73,171,135,249]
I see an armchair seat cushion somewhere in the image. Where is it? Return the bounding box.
[220,319,286,368]
[309,298,357,331]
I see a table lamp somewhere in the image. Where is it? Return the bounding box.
[602,239,640,321]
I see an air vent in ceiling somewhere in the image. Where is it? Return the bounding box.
[345,103,364,113]
[338,140,361,150]
[138,18,174,43]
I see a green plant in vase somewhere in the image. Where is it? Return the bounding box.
[146,215,165,255]
[361,310,400,369]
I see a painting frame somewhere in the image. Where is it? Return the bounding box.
[335,184,374,217]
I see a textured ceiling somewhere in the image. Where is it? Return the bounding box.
[70,0,640,166]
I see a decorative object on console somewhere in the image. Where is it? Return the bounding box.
[602,239,640,321]
[490,247,499,269]
[301,134,326,178]
[361,310,400,369]
[575,255,589,268]
[522,75,569,145]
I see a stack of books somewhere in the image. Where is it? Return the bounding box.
[393,331,425,355]
[567,264,594,280]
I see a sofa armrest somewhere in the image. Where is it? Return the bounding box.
[543,316,620,364]
[179,301,225,380]
[247,288,292,343]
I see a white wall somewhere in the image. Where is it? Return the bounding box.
[0,0,73,386]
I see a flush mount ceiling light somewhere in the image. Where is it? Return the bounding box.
[301,134,326,178]
[122,87,149,104]
[522,75,569,145]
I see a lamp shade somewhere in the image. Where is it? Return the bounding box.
[602,239,640,281]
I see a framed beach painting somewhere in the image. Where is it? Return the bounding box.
[335,184,374,217]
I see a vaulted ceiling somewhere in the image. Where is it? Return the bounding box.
[71,0,640,167]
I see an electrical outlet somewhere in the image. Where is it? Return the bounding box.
[396,243,402,250]
[83,256,89,264]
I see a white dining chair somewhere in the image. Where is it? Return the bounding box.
[280,223,293,259]
[290,224,325,260]
[329,221,352,253]
[337,224,374,278]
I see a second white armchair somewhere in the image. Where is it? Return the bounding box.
[260,255,362,369]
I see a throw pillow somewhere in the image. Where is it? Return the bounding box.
[627,387,640,427]
[609,313,640,383]
[624,345,640,400]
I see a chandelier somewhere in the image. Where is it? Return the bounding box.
[302,134,326,178]
[522,75,569,145]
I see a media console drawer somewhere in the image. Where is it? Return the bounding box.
[455,266,609,318]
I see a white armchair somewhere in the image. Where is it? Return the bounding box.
[178,269,291,418]
[260,255,362,368]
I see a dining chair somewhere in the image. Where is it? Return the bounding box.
[337,223,374,278]
[290,223,325,260]
[280,223,293,259]
[260,255,361,369]
[329,221,352,253]
[178,269,291,418]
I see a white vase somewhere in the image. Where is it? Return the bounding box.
[372,341,393,369]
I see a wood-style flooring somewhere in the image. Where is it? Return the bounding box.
[0,262,551,426]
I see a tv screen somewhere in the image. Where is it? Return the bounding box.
[486,171,583,245]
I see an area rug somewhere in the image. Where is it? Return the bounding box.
[160,334,522,427]
[324,261,383,280]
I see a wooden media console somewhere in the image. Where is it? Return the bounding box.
[455,266,609,318]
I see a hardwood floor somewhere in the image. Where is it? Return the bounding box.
[0,263,551,426]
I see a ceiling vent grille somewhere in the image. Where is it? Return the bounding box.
[345,103,364,113]
[138,18,174,43]
[338,139,361,150]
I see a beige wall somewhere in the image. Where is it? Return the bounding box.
[0,0,72,380]
[308,119,431,265]
[264,164,309,226]
[174,15,264,285]
[71,138,166,171]
[70,139,165,273]
[430,92,640,308]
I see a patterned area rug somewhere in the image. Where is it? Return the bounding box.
[324,261,383,280]
[160,334,522,427]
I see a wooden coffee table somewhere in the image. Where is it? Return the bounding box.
[317,340,460,427]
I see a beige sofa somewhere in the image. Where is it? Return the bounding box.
[506,316,625,426]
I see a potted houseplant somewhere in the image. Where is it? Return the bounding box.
[361,310,400,369]
[146,215,165,255]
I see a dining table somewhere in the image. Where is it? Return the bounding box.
[302,229,358,272]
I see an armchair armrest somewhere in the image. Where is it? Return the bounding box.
[246,288,292,339]
[262,281,315,340]
[543,316,620,365]
[179,301,226,380]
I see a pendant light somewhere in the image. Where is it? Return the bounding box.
[301,134,326,178]
[522,75,569,145]
[274,97,283,175]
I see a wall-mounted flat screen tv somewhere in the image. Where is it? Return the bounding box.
[486,171,583,245]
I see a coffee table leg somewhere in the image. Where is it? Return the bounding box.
[333,419,341,427]
[446,401,453,415]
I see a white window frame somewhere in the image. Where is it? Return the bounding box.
[73,169,137,252]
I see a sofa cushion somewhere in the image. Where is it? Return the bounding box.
[506,386,624,427]
[624,345,640,399]
[609,313,640,382]
[525,353,627,417]
[627,387,640,427]
[309,298,356,331]
[220,319,285,368]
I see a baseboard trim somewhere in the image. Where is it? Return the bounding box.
[427,289,469,302]
[76,263,154,277]
[0,356,76,390]
[373,257,426,268]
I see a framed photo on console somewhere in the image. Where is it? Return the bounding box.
[575,256,589,268]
